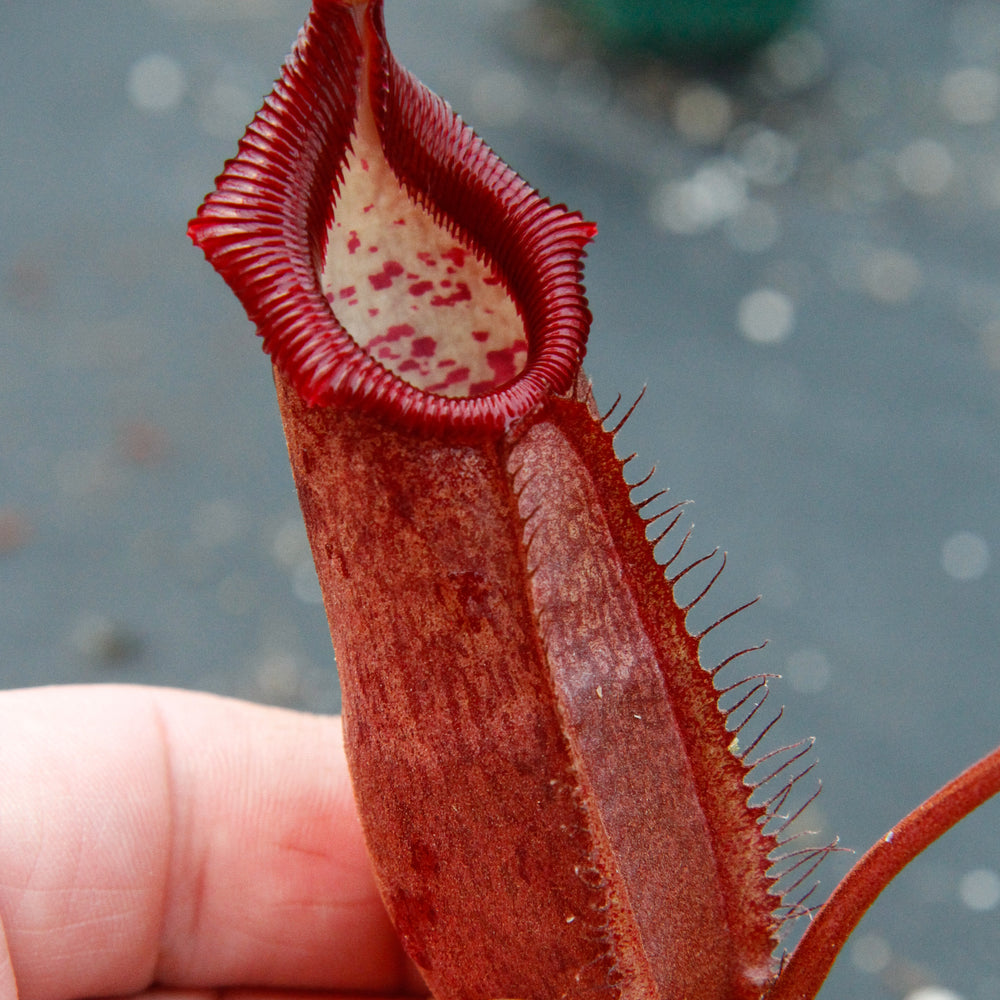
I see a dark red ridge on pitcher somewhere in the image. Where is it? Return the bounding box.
[188,0,595,440]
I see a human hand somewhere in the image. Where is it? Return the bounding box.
[0,684,428,1000]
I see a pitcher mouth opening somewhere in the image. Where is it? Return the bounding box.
[322,63,530,402]
[189,0,595,441]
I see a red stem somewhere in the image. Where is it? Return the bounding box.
[767,742,1000,1000]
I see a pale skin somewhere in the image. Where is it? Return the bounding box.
[0,685,428,1000]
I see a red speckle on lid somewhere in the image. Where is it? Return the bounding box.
[411,337,437,357]
[486,342,526,383]
[369,260,405,290]
[427,366,471,392]
[408,281,434,296]
[376,323,417,344]
[365,323,419,359]
[430,283,472,307]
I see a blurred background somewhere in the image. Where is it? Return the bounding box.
[1,1,998,998]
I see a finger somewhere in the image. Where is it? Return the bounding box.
[0,685,426,999]
[88,992,418,1000]
[89,993,418,1000]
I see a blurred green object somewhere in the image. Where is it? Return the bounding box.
[557,0,804,61]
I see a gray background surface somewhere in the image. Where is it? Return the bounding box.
[1,2,998,998]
